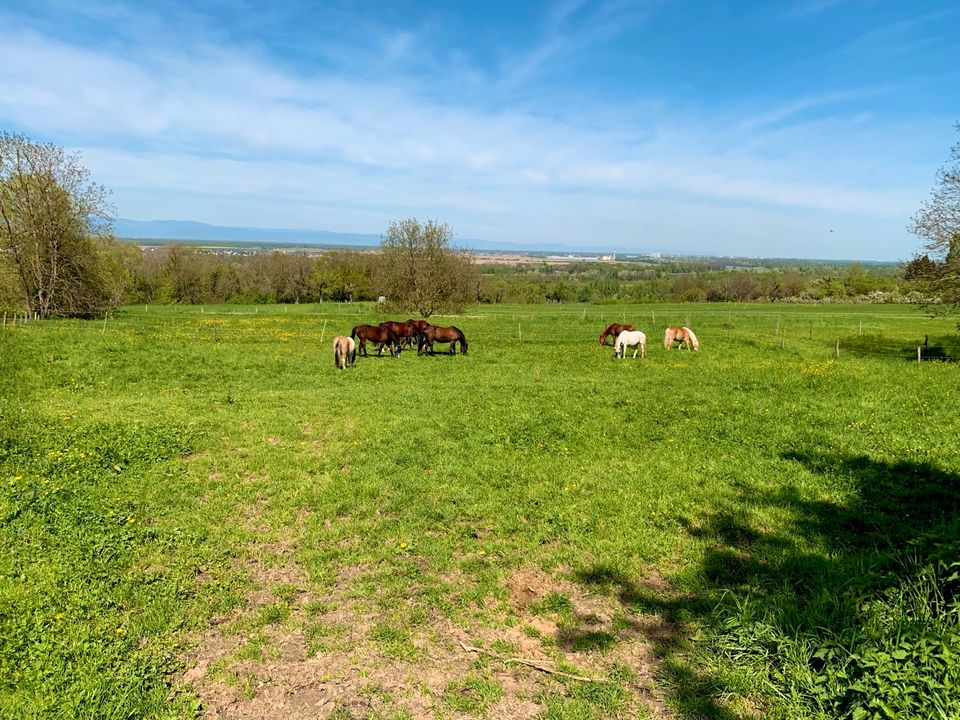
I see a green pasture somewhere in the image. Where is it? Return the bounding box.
[1,303,958,719]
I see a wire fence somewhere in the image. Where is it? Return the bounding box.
[3,304,956,363]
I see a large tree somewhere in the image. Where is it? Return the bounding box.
[908,123,960,308]
[0,132,117,317]
[376,218,477,317]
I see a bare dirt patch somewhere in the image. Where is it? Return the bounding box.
[182,555,677,719]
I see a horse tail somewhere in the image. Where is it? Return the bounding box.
[663,328,671,350]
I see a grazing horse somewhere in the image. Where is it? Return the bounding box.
[599,323,636,346]
[333,335,356,370]
[418,325,468,355]
[614,330,647,359]
[351,323,401,357]
[380,320,418,348]
[664,326,700,351]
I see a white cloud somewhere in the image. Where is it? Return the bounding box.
[0,9,946,259]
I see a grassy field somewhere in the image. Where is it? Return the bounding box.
[2,302,958,719]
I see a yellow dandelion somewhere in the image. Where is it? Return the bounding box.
[54,613,63,620]
[399,542,408,549]
[115,627,125,634]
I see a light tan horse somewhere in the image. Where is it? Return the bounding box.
[664,326,699,351]
[333,335,356,369]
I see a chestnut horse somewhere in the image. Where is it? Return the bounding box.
[333,335,356,370]
[599,323,636,346]
[664,326,700,351]
[380,320,418,348]
[418,325,468,355]
[351,323,401,357]
[615,330,647,359]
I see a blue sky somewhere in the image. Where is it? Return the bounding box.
[0,0,956,259]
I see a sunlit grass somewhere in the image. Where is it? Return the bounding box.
[1,302,958,718]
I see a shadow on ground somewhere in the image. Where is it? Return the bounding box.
[570,452,960,719]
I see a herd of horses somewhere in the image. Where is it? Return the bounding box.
[333,319,698,369]
[332,319,468,368]
[599,322,700,359]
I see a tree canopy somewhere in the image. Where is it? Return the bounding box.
[0,132,119,318]
[909,123,960,308]
[376,218,477,317]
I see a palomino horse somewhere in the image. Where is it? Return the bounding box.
[599,323,636,346]
[418,325,468,355]
[380,320,418,348]
[351,323,401,357]
[664,326,700,351]
[333,335,356,370]
[614,330,647,359]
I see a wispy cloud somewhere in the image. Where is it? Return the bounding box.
[0,1,950,259]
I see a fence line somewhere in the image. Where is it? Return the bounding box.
[8,314,951,362]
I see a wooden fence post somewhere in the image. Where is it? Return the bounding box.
[918,346,922,364]
[835,338,839,358]
[320,319,327,344]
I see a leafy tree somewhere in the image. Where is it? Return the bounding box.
[0,132,116,317]
[375,218,476,317]
[909,123,960,307]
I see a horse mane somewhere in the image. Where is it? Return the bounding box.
[350,325,358,339]
[683,327,700,350]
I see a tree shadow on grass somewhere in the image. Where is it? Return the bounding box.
[571,453,960,719]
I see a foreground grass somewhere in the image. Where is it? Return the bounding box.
[1,302,958,718]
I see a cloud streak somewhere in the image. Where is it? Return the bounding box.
[0,1,951,259]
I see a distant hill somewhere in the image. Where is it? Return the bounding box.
[113,219,381,247]
[113,218,606,253]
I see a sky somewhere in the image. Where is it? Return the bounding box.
[0,0,957,260]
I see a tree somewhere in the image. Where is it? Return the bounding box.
[375,218,477,317]
[909,123,960,307]
[0,132,118,318]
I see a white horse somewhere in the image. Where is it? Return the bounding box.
[333,335,356,370]
[614,330,647,359]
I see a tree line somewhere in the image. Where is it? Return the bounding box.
[2,130,959,318]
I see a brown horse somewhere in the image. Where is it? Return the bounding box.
[418,325,468,355]
[664,326,700,351]
[408,319,430,335]
[333,335,356,369]
[599,323,636,346]
[380,320,418,348]
[351,323,401,357]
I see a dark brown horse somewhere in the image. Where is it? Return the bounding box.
[418,325,468,355]
[599,323,636,346]
[351,323,401,357]
[380,320,418,348]
[408,319,430,335]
